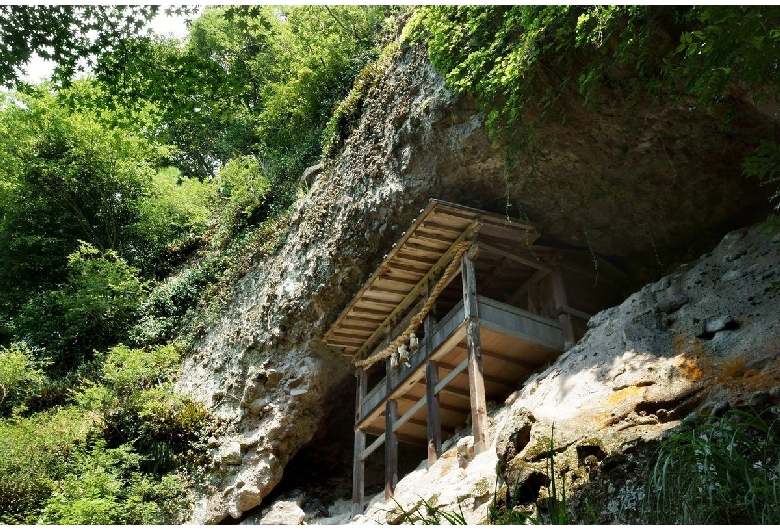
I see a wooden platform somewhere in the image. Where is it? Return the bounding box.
[323,199,540,362]
[356,296,563,445]
[321,199,629,515]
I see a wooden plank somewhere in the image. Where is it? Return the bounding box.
[384,262,431,275]
[477,241,551,272]
[462,252,488,455]
[435,356,469,394]
[352,368,367,517]
[359,296,399,307]
[353,221,481,363]
[324,200,441,346]
[395,251,440,263]
[360,432,385,461]
[394,394,426,432]
[350,306,388,317]
[438,360,518,387]
[368,285,408,296]
[480,347,537,370]
[425,312,442,466]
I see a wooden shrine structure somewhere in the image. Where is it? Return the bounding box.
[322,200,628,516]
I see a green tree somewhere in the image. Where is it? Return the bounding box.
[0,5,196,88]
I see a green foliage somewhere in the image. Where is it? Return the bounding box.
[13,242,146,373]
[411,6,780,143]
[743,140,780,228]
[101,343,180,393]
[38,441,191,524]
[128,167,214,276]
[0,407,96,524]
[216,155,272,236]
[0,342,46,414]
[645,408,780,524]
[0,5,186,87]
[393,496,467,524]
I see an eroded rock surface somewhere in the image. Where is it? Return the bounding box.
[175,34,779,523]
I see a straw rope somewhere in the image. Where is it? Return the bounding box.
[355,240,474,369]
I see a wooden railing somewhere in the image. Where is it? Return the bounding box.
[357,296,563,424]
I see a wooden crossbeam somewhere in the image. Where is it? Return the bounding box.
[505,269,550,306]
[477,241,551,272]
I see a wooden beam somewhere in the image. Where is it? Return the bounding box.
[555,304,593,322]
[393,394,426,432]
[505,269,550,306]
[438,360,518,388]
[360,432,385,461]
[434,356,469,394]
[353,220,481,363]
[552,264,576,349]
[425,312,441,467]
[368,285,408,296]
[384,399,398,500]
[397,393,468,414]
[479,348,537,370]
[462,252,488,455]
[477,241,551,272]
[352,369,367,517]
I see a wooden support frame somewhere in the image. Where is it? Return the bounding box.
[551,264,576,349]
[462,249,488,455]
[425,310,441,466]
[384,358,398,500]
[352,368,367,517]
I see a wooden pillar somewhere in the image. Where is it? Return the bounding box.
[461,250,488,454]
[552,264,576,349]
[352,368,367,517]
[425,310,441,467]
[384,358,398,500]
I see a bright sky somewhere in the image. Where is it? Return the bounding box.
[20,6,199,84]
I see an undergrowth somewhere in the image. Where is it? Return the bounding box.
[644,407,780,524]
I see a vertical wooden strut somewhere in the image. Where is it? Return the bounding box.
[384,358,398,500]
[352,368,367,517]
[462,249,488,454]
[425,312,441,467]
[551,264,576,349]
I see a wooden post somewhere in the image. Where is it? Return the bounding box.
[552,264,576,349]
[352,368,367,517]
[384,358,398,500]
[462,250,488,454]
[425,309,441,467]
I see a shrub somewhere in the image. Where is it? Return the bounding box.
[0,407,96,524]
[645,408,780,524]
[38,441,191,524]
[0,342,46,414]
[101,343,180,393]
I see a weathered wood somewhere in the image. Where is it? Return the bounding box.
[352,368,367,516]
[466,319,488,454]
[477,241,551,272]
[360,432,385,461]
[384,397,398,500]
[424,311,441,466]
[394,396,426,431]
[555,304,593,322]
[552,265,576,348]
[363,295,428,367]
[426,361,442,466]
[368,285,408,296]
[462,252,488,454]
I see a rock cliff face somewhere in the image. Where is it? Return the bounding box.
[176,37,779,523]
